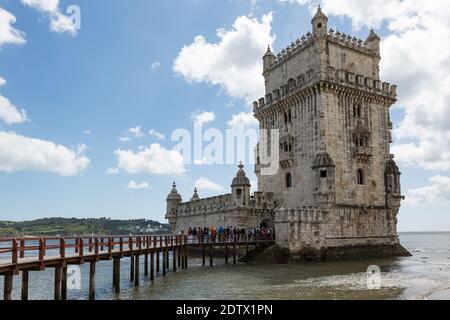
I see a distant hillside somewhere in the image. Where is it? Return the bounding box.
[0,218,171,238]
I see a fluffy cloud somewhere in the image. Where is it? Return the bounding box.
[0,76,6,87]
[127,180,150,190]
[405,176,450,207]
[227,112,259,130]
[0,7,26,47]
[191,111,216,125]
[114,143,186,176]
[279,0,450,171]
[0,95,28,125]
[195,177,224,192]
[0,131,90,176]
[174,13,275,101]
[21,0,77,35]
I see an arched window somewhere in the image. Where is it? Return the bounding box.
[357,169,365,185]
[286,173,293,188]
[288,110,292,123]
[357,105,362,118]
[284,112,288,124]
[236,188,242,198]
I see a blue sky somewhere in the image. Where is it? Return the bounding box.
[0,0,449,231]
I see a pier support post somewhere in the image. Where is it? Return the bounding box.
[173,249,176,272]
[178,246,181,268]
[150,252,155,280]
[156,251,160,273]
[233,243,237,265]
[166,249,169,270]
[3,271,13,301]
[162,250,166,276]
[89,261,96,300]
[130,254,134,282]
[61,267,67,300]
[54,266,62,300]
[210,244,213,267]
[144,253,149,276]
[134,255,140,287]
[202,245,206,266]
[225,244,229,264]
[113,257,120,293]
[184,246,188,269]
[21,270,29,301]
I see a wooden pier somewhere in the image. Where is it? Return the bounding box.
[0,235,274,300]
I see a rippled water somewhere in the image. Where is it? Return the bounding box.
[1,232,450,300]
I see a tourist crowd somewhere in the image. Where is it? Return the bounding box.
[180,226,275,243]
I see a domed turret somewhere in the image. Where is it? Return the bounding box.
[385,158,402,196]
[312,152,335,169]
[232,162,251,187]
[312,5,328,37]
[365,29,380,54]
[165,182,182,232]
[312,153,336,205]
[190,188,200,201]
[263,45,276,73]
[231,162,251,206]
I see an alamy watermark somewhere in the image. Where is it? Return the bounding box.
[366,265,381,290]
[66,5,81,31]
[171,123,280,176]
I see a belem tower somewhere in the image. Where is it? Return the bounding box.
[165,8,410,262]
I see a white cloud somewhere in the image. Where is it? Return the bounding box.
[106,167,119,175]
[83,129,92,135]
[114,143,186,176]
[119,126,146,142]
[405,176,450,207]
[127,180,150,190]
[0,7,26,47]
[195,177,224,192]
[0,95,28,125]
[0,131,90,176]
[227,112,258,130]
[148,129,165,140]
[174,13,275,101]
[191,111,216,125]
[151,60,161,70]
[0,76,6,87]
[21,0,77,35]
[128,126,145,139]
[279,0,450,172]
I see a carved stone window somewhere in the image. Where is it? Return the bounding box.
[357,169,365,185]
[286,173,293,188]
[320,170,327,178]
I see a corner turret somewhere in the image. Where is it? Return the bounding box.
[365,28,380,55]
[263,45,276,75]
[165,182,182,233]
[312,5,328,37]
[231,162,251,206]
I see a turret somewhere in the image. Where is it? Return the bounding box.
[312,152,336,205]
[190,188,200,201]
[385,157,402,197]
[312,5,328,37]
[165,182,182,233]
[231,162,251,206]
[263,45,276,75]
[365,29,380,55]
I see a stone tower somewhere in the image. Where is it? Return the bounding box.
[253,7,409,260]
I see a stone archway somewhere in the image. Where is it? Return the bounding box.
[259,218,274,229]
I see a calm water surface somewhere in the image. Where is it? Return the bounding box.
[1,232,449,300]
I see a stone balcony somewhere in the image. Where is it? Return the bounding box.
[353,146,373,162]
[280,151,294,168]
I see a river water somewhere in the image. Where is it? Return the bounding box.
[1,232,449,300]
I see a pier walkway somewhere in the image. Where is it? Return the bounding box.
[0,235,274,300]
